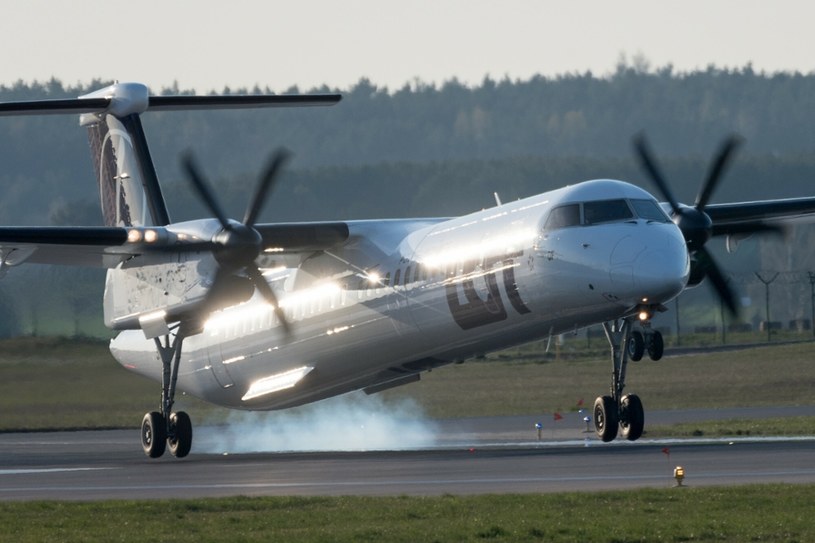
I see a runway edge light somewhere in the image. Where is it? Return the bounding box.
[673,466,685,487]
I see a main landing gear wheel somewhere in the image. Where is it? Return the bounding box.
[619,394,644,441]
[141,411,167,459]
[141,329,195,459]
[593,395,619,442]
[168,411,193,458]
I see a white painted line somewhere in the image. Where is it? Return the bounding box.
[0,468,115,476]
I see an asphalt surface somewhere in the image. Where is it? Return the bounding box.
[1,407,814,501]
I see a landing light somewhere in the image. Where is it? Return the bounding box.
[144,229,158,243]
[127,229,142,243]
[638,309,651,321]
[241,365,314,401]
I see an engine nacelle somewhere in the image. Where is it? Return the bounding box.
[687,256,706,287]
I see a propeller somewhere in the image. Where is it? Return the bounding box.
[182,149,291,332]
[633,134,746,316]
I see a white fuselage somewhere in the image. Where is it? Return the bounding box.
[110,179,689,410]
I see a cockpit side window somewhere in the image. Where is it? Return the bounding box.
[543,204,580,231]
[631,199,671,223]
[583,199,634,225]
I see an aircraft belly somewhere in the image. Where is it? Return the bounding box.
[202,297,426,410]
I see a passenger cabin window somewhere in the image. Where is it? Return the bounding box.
[631,199,670,223]
[583,199,633,225]
[394,269,401,286]
[544,204,580,231]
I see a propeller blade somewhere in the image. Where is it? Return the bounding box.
[200,268,255,315]
[243,149,291,227]
[697,247,738,316]
[246,264,291,334]
[695,135,743,211]
[633,134,682,215]
[182,152,232,231]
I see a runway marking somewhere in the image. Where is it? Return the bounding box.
[0,468,114,476]
[3,469,815,496]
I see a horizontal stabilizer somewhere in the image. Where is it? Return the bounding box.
[148,94,341,111]
[0,98,112,116]
[0,82,341,118]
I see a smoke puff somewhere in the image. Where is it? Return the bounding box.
[193,392,438,454]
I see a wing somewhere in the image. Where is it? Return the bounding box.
[707,196,815,236]
[0,222,351,269]
[0,226,132,267]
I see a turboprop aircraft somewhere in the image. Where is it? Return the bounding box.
[1,82,815,459]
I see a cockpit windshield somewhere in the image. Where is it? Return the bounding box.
[630,199,671,223]
[543,197,670,232]
[583,199,634,225]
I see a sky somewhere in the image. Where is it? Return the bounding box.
[1,0,814,93]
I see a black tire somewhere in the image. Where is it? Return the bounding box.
[593,395,619,442]
[141,411,166,458]
[627,331,645,361]
[647,331,664,361]
[620,394,644,441]
[168,411,193,458]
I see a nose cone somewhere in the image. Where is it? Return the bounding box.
[607,228,689,306]
[633,235,689,302]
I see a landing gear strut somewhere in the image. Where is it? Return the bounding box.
[140,327,193,458]
[593,319,645,442]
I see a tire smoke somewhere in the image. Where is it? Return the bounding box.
[193,392,438,454]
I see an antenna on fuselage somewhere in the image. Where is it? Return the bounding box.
[494,192,502,206]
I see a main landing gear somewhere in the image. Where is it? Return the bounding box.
[140,328,193,459]
[593,319,663,442]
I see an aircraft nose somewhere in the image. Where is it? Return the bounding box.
[633,241,689,302]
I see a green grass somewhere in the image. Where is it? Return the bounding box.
[383,341,815,418]
[1,484,813,542]
[1,337,815,431]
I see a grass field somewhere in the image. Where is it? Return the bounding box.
[2,339,814,540]
[0,337,814,431]
[1,484,813,542]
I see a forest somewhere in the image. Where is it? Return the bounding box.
[0,61,814,338]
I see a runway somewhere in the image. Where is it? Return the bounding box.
[1,407,814,501]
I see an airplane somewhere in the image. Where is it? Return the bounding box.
[1,81,815,459]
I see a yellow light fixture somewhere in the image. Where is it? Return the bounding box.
[673,466,685,487]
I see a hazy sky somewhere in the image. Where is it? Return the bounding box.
[2,1,813,93]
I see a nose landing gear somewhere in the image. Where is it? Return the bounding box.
[626,327,663,362]
[593,318,649,442]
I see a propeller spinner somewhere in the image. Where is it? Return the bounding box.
[633,134,745,316]
[182,149,291,332]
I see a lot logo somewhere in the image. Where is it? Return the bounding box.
[446,255,530,330]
